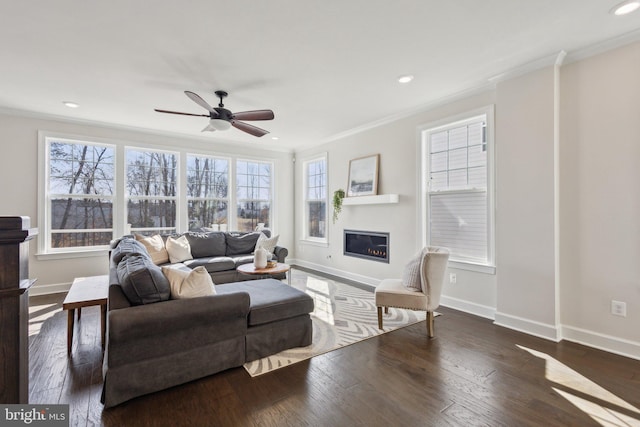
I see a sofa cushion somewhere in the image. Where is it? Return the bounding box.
[231,255,254,267]
[226,232,261,256]
[116,254,171,305]
[134,234,170,265]
[162,265,216,299]
[216,279,314,326]
[166,235,193,264]
[183,256,236,273]
[185,232,227,258]
[111,238,150,264]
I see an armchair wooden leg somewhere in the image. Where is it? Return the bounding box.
[377,306,383,329]
[384,307,389,314]
[427,311,435,338]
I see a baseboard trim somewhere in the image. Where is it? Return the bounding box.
[29,282,71,296]
[439,296,496,320]
[561,325,640,361]
[291,259,378,289]
[494,312,561,342]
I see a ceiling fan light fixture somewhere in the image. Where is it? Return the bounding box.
[611,0,640,15]
[209,118,232,131]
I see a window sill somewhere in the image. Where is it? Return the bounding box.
[299,239,329,248]
[36,249,109,261]
[448,260,495,275]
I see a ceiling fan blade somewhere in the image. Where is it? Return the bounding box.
[231,120,269,137]
[231,110,275,121]
[154,109,209,117]
[184,91,219,117]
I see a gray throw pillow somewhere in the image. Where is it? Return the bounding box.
[117,254,171,305]
[185,232,227,258]
[226,232,261,256]
[111,238,150,264]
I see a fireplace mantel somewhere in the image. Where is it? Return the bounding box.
[342,194,399,206]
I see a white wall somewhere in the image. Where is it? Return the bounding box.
[560,42,640,356]
[294,91,498,315]
[293,41,640,359]
[494,67,558,338]
[0,112,294,294]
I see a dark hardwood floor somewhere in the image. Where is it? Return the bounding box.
[29,289,640,427]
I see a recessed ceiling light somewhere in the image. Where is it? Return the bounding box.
[63,101,79,108]
[398,75,414,84]
[271,136,279,140]
[611,0,640,15]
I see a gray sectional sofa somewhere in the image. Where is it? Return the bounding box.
[177,230,288,283]
[102,233,314,408]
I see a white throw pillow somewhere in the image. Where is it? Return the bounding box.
[165,235,193,264]
[135,234,169,265]
[402,250,423,292]
[161,266,216,299]
[255,232,279,254]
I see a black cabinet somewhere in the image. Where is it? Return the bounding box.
[0,216,37,403]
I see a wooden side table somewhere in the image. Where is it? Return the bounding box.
[62,275,109,356]
[237,263,291,285]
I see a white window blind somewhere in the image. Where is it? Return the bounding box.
[424,112,493,267]
[430,191,487,263]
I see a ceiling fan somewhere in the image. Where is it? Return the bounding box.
[155,90,274,137]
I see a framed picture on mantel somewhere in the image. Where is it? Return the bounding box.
[347,154,379,197]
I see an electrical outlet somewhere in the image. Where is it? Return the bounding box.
[611,300,627,317]
[449,273,457,284]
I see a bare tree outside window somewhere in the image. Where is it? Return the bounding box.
[48,140,115,249]
[186,155,229,230]
[126,149,177,236]
[305,158,327,239]
[236,160,271,232]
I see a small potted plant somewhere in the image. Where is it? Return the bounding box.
[333,189,345,223]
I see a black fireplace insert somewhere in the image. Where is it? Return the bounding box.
[343,229,389,263]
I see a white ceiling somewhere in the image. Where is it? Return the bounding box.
[1,1,639,151]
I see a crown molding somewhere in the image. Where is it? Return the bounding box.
[564,27,640,65]
[0,106,294,154]
[320,82,495,144]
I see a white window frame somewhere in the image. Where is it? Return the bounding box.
[37,132,281,258]
[302,154,328,244]
[38,134,116,256]
[185,153,230,231]
[124,147,179,236]
[418,106,496,274]
[235,158,274,233]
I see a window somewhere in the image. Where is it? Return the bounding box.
[125,149,178,236]
[303,156,327,241]
[236,160,272,232]
[421,107,494,269]
[186,154,229,231]
[39,132,279,255]
[43,138,115,251]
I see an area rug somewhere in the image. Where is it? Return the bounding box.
[243,273,429,377]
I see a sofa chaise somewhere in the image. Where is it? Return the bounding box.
[101,234,314,408]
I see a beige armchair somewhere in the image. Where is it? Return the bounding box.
[375,247,449,337]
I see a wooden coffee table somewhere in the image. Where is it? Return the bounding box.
[237,263,291,285]
[62,275,109,356]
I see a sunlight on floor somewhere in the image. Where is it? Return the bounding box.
[28,302,60,336]
[518,345,640,426]
[305,277,335,325]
